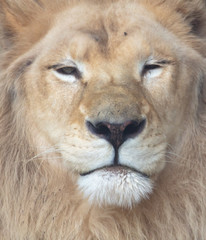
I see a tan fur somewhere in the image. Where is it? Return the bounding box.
[0,0,206,239]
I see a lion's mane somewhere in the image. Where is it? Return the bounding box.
[0,0,206,239]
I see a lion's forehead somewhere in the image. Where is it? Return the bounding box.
[41,1,177,66]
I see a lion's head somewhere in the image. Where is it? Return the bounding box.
[0,0,206,211]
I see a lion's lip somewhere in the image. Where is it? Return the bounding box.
[80,165,149,178]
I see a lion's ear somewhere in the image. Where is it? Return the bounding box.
[0,0,41,48]
[174,0,206,38]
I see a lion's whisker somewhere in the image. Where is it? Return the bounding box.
[25,147,60,163]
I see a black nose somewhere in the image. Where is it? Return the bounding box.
[86,119,146,149]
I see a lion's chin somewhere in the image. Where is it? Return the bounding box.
[77,167,153,208]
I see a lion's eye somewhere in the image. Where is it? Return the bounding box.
[143,64,160,72]
[52,66,80,83]
[56,67,77,75]
[142,64,162,79]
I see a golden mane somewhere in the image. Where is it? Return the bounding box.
[0,0,206,239]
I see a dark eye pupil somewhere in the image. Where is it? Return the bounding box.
[57,67,76,75]
[142,64,160,75]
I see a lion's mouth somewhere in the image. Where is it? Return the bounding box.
[80,165,149,178]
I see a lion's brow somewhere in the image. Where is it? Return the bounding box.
[14,57,35,78]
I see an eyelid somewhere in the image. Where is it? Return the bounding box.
[48,60,77,70]
[145,60,171,66]
[142,59,172,74]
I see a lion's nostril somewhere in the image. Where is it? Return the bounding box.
[86,119,146,149]
[96,123,111,136]
[123,119,146,140]
[87,121,111,138]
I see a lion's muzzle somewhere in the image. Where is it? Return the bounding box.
[86,119,146,163]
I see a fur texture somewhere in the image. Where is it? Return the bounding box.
[0,0,206,239]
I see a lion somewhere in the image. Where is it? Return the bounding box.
[0,0,206,239]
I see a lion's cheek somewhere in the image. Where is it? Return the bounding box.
[25,81,83,145]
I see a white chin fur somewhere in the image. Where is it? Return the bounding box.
[78,169,153,208]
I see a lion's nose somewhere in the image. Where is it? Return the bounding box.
[86,119,146,149]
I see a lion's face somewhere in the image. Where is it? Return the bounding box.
[23,2,201,207]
